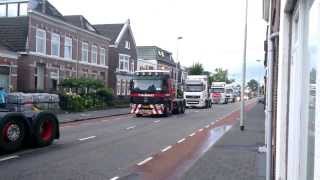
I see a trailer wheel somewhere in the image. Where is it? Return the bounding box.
[34,114,58,147]
[0,118,26,152]
[136,114,142,118]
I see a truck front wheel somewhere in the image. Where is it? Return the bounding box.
[0,118,26,152]
[34,114,58,147]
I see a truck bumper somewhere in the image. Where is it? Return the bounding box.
[185,99,206,108]
[130,104,164,115]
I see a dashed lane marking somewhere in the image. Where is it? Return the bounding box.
[126,126,136,130]
[79,136,96,141]
[205,125,210,128]
[198,128,204,132]
[161,146,172,152]
[0,155,19,162]
[154,120,161,123]
[110,177,119,180]
[189,133,196,137]
[177,138,186,144]
[137,157,153,166]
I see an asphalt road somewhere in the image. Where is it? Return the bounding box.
[0,101,250,180]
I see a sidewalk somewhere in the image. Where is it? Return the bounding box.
[182,103,266,180]
[57,107,130,123]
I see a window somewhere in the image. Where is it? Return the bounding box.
[100,48,106,65]
[131,61,135,72]
[119,54,130,72]
[19,3,28,16]
[91,45,98,64]
[64,37,73,59]
[7,3,18,17]
[36,29,46,54]
[81,42,89,62]
[117,79,121,95]
[126,80,130,95]
[125,41,131,49]
[121,80,126,95]
[51,33,60,57]
[0,4,6,17]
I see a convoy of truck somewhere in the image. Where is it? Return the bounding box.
[184,75,212,108]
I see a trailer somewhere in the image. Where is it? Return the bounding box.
[0,93,60,152]
[130,70,185,117]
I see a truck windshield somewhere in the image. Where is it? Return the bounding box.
[211,88,225,93]
[185,84,204,92]
[133,79,163,92]
[226,89,233,94]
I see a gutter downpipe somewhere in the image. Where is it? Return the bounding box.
[266,0,279,179]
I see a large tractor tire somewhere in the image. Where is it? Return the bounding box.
[33,113,58,147]
[0,116,26,152]
[181,102,186,114]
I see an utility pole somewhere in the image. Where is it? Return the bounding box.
[240,0,248,131]
[176,36,183,95]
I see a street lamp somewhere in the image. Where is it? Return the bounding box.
[176,36,183,94]
[240,0,248,132]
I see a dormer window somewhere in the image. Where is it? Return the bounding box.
[125,41,131,49]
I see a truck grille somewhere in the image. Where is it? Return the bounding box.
[186,95,200,99]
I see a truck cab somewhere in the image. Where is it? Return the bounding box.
[184,75,212,108]
[225,85,236,103]
[130,70,185,117]
[211,82,227,104]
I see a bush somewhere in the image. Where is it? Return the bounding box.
[59,78,115,112]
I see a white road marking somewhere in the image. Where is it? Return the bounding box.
[198,128,204,132]
[205,125,210,128]
[79,136,96,141]
[161,145,172,152]
[189,133,196,137]
[211,122,215,125]
[0,155,19,162]
[154,120,160,123]
[110,177,119,180]
[177,138,186,143]
[137,157,153,166]
[126,126,136,130]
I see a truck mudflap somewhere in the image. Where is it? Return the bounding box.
[131,104,164,115]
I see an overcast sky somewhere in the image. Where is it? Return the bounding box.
[50,0,266,82]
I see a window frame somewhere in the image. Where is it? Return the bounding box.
[64,37,73,60]
[19,2,28,16]
[125,41,131,49]
[100,48,106,65]
[51,33,60,57]
[36,28,46,54]
[0,4,6,17]
[7,3,18,17]
[91,45,98,64]
[119,54,130,72]
[81,42,89,62]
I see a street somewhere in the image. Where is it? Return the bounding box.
[0,101,255,180]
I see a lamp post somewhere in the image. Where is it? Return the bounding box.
[240,0,248,131]
[176,36,183,95]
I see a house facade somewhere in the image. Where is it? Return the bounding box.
[0,0,110,92]
[94,20,137,97]
[263,0,320,179]
[137,46,178,82]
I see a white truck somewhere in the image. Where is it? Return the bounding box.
[225,84,236,103]
[211,82,227,104]
[184,75,212,108]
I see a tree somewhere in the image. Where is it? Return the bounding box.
[247,79,259,92]
[211,68,228,82]
[189,63,204,75]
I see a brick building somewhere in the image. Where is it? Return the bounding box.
[0,44,18,92]
[94,20,137,97]
[0,0,110,92]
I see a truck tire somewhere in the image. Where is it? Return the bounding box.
[33,114,58,147]
[181,103,185,114]
[0,117,26,152]
[163,106,170,117]
[136,114,142,118]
